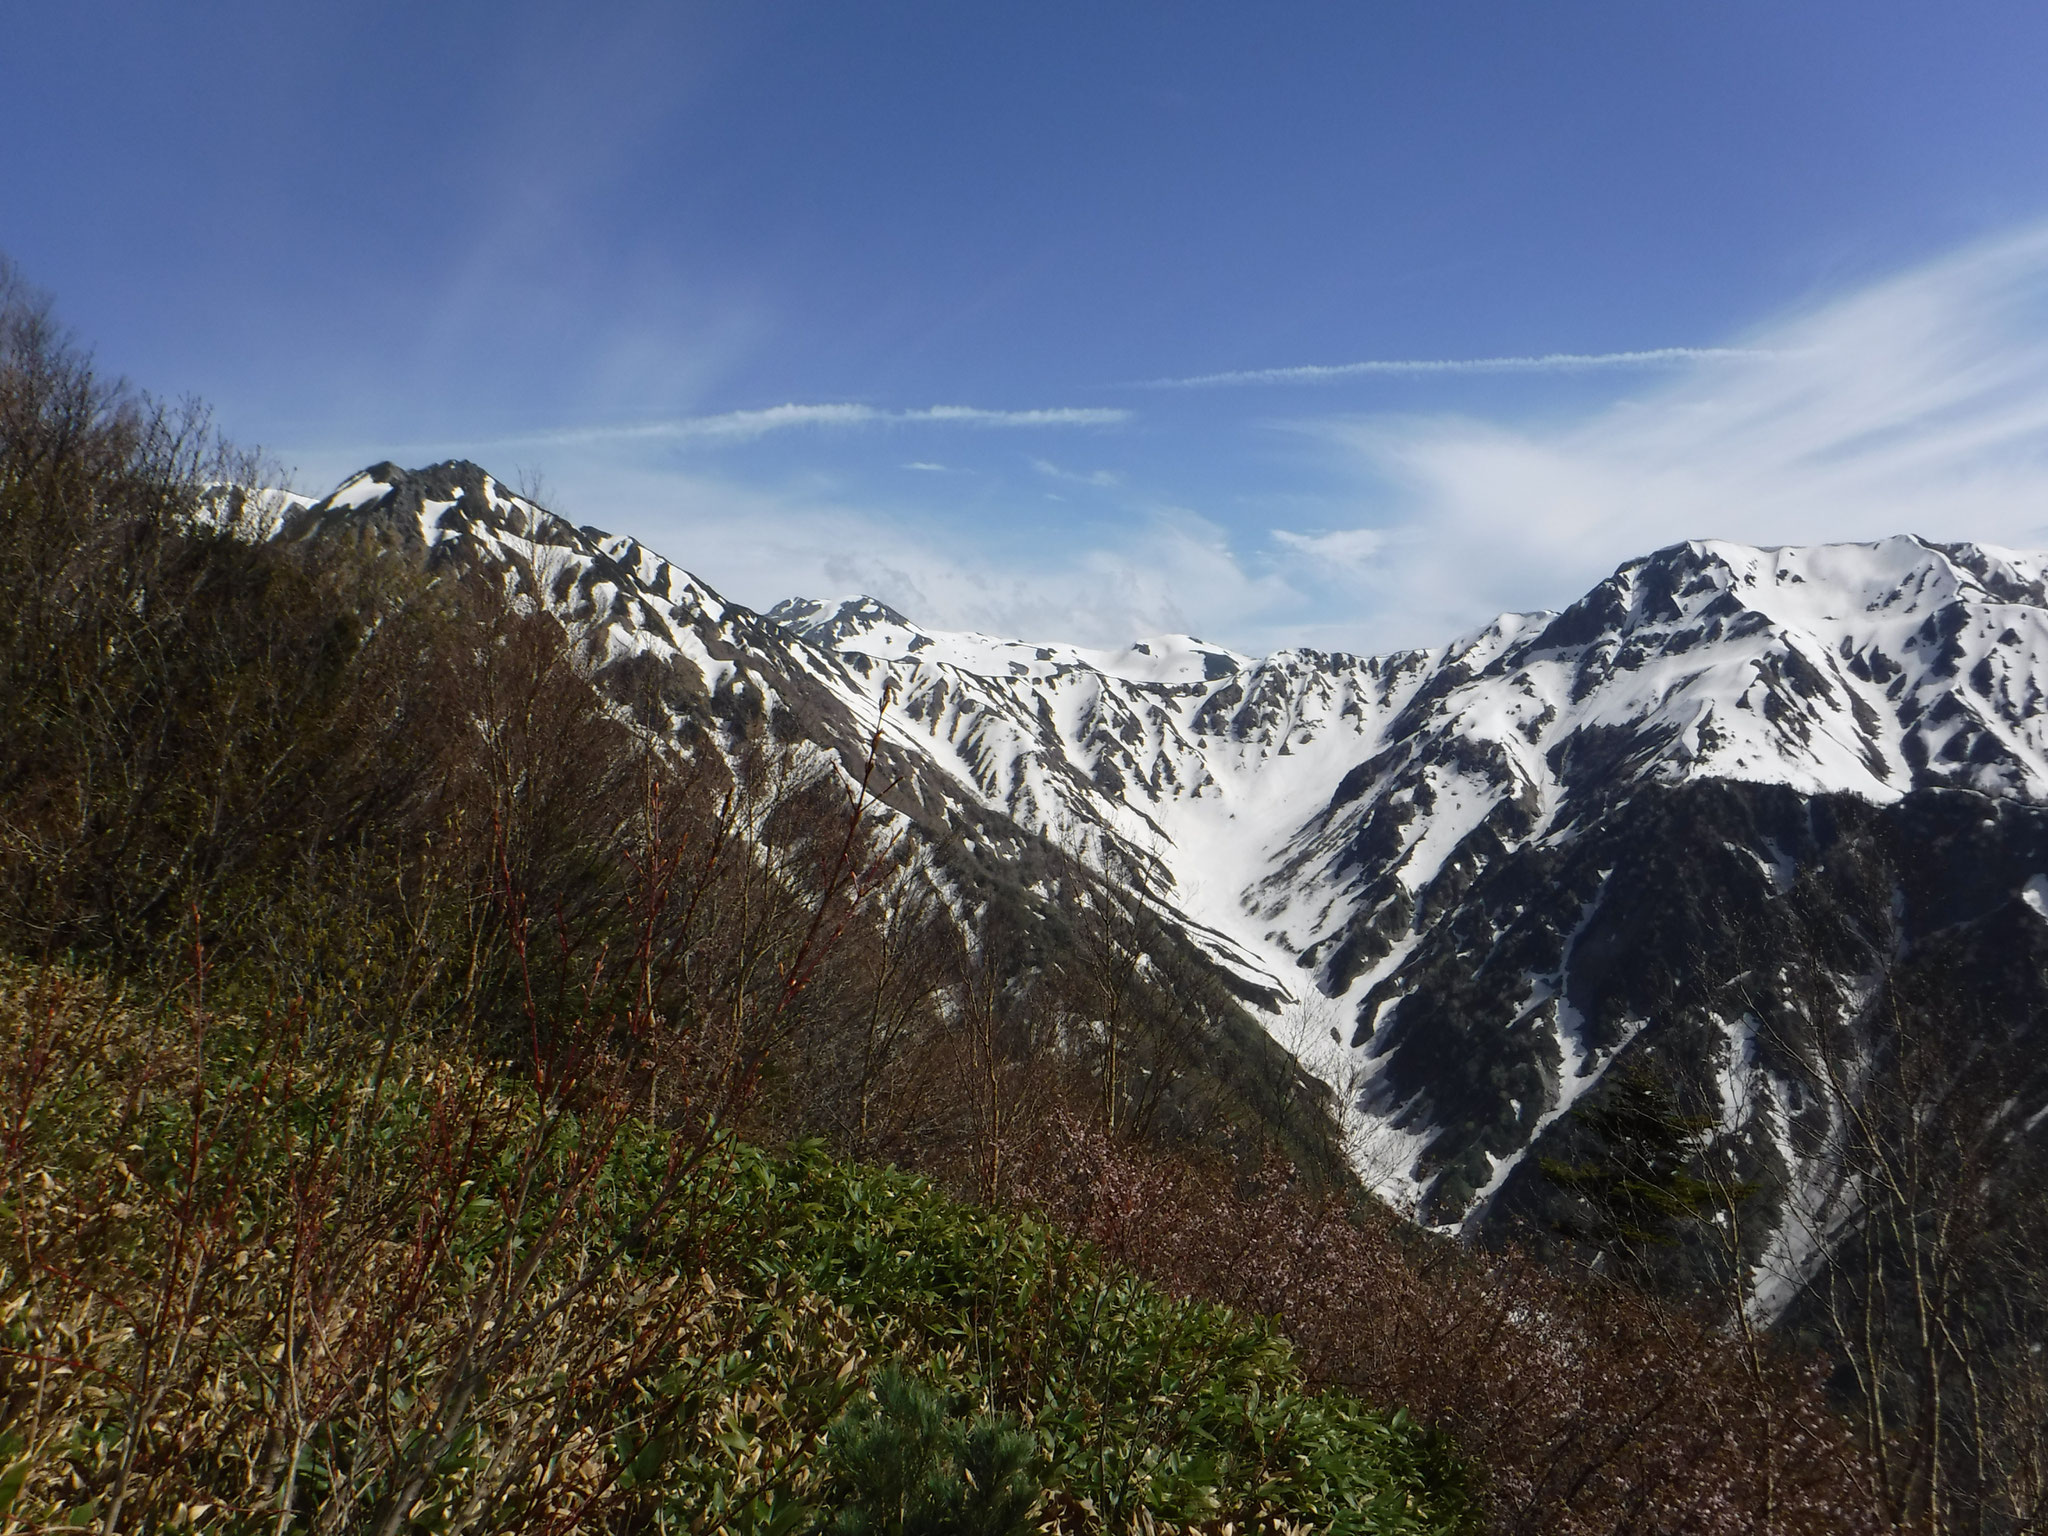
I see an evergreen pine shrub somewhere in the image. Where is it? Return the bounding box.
[822,1366,1038,1536]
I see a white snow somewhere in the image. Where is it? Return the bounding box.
[292,472,2048,1225]
[327,473,393,511]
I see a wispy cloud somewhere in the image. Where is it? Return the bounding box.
[1141,347,1775,389]
[1270,527,1386,569]
[1302,224,2048,649]
[472,402,1131,449]
[290,225,2048,661]
[1031,456,1122,488]
[554,460,1300,650]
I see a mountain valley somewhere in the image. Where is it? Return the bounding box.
[285,461,2048,1320]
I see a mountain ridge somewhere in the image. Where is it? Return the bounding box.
[284,461,2048,1298]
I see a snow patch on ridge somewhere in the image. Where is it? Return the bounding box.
[327,472,392,511]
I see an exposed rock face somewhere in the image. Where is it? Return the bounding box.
[290,463,2048,1301]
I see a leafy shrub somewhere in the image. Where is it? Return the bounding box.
[717,1142,1470,1534]
[0,959,1470,1534]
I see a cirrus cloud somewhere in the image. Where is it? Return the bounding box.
[1270,527,1388,570]
[1140,347,1777,389]
[1297,224,2048,650]
[483,401,1131,449]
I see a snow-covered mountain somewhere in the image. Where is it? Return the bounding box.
[286,462,2048,1306]
[777,540,2048,941]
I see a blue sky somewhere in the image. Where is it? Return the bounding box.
[10,3,2048,652]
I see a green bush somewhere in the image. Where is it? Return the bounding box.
[692,1142,1471,1534]
[0,961,1470,1534]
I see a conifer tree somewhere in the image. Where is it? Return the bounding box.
[1541,1063,1748,1284]
[824,1368,1039,1536]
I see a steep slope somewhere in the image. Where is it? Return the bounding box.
[279,460,1346,1169]
[776,542,2048,1257]
[779,538,2048,989]
[281,461,1109,868]
[286,464,2048,1304]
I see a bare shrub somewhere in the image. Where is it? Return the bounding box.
[1005,1109,1881,1536]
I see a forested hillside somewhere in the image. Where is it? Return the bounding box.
[0,259,1964,1533]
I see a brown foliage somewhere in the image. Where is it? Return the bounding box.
[1001,1110,1883,1536]
[1773,975,2048,1536]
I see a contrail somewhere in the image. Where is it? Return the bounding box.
[1139,347,1776,388]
